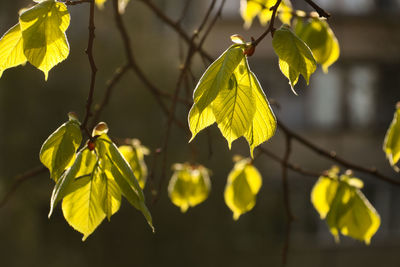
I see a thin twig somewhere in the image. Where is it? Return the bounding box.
[91,64,131,127]
[64,0,91,6]
[252,0,282,47]
[198,0,226,49]
[0,166,47,208]
[81,0,98,135]
[303,0,331,18]
[111,0,187,131]
[139,0,213,62]
[277,120,400,186]
[258,147,321,178]
[156,0,223,202]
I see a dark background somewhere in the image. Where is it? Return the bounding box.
[1,0,400,266]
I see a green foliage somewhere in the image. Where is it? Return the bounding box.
[0,0,70,80]
[189,43,276,156]
[383,103,400,171]
[39,113,82,182]
[272,24,317,94]
[118,139,150,189]
[311,167,380,244]
[224,157,262,220]
[44,121,153,240]
[0,24,26,78]
[295,18,340,73]
[2,0,392,248]
[168,163,211,213]
[240,0,293,28]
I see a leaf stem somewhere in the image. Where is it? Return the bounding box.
[252,0,282,47]
[81,0,98,136]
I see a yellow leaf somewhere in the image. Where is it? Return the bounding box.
[193,46,244,111]
[168,163,211,212]
[311,168,380,244]
[188,104,216,142]
[95,0,107,9]
[212,58,256,148]
[39,118,82,182]
[189,44,277,156]
[244,72,277,157]
[296,18,340,73]
[62,166,107,241]
[19,0,70,80]
[272,25,316,94]
[224,158,262,220]
[240,0,293,29]
[0,23,27,77]
[383,104,400,171]
[119,139,149,189]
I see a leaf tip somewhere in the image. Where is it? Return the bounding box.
[43,71,49,81]
[289,83,298,96]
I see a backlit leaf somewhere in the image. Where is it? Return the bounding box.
[95,0,107,9]
[0,23,26,78]
[189,44,276,156]
[19,0,70,80]
[188,104,216,142]
[212,58,256,148]
[168,163,211,213]
[119,139,150,189]
[240,0,293,29]
[383,104,400,171]
[39,117,82,181]
[96,133,154,231]
[48,148,92,218]
[193,46,244,111]
[99,168,122,221]
[311,168,380,244]
[62,164,106,241]
[244,72,277,157]
[296,18,340,73]
[272,25,316,94]
[224,158,262,220]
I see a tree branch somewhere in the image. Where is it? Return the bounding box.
[81,0,98,136]
[138,0,213,62]
[91,64,131,127]
[64,0,91,6]
[303,0,331,18]
[252,0,282,47]
[277,120,400,186]
[0,166,46,208]
[111,0,187,131]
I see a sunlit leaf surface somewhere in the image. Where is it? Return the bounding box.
[168,163,211,212]
[19,0,70,80]
[311,167,380,244]
[272,25,316,94]
[224,158,262,220]
[383,104,400,171]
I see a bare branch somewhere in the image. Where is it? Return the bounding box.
[277,120,400,186]
[64,0,90,6]
[0,166,46,208]
[138,0,213,62]
[81,0,98,136]
[111,0,188,131]
[91,64,131,127]
[252,0,282,47]
[303,0,331,18]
